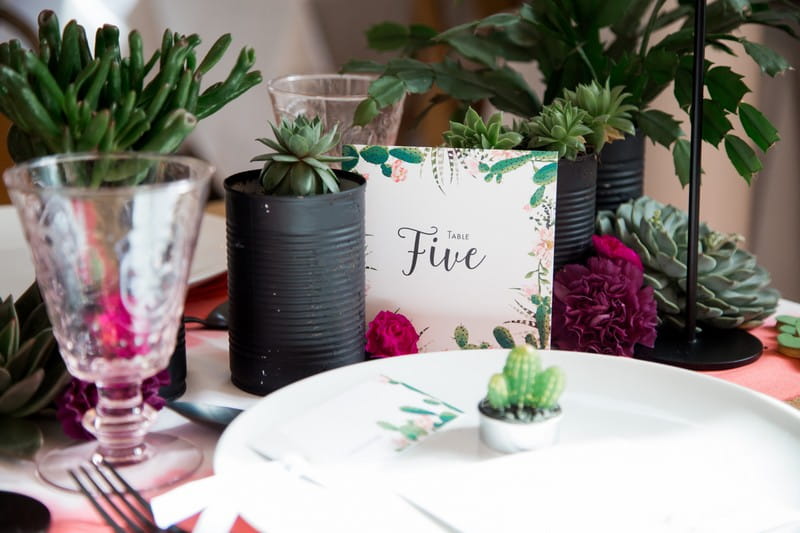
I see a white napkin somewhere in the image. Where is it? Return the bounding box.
[150,455,443,532]
[392,426,800,533]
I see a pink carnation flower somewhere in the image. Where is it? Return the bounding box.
[366,311,419,358]
[592,234,643,271]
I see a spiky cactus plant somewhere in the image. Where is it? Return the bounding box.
[561,80,636,153]
[0,9,261,164]
[0,282,70,457]
[484,344,565,422]
[517,100,593,160]
[253,116,354,196]
[442,107,522,150]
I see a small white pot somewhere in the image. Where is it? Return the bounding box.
[478,402,563,454]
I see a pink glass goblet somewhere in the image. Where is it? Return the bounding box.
[3,153,212,491]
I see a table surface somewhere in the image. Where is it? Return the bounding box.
[3,271,800,532]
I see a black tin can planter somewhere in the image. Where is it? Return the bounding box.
[596,130,645,214]
[224,169,366,395]
[159,321,187,401]
[554,154,598,271]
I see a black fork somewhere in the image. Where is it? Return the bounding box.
[69,461,186,533]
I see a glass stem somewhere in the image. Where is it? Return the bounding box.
[83,381,156,465]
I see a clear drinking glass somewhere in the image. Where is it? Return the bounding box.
[267,73,406,155]
[3,153,212,491]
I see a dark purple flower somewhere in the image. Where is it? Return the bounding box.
[55,370,170,441]
[552,256,658,356]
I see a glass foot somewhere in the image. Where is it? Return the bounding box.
[36,432,202,493]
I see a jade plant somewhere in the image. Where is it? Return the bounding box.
[0,9,262,164]
[344,0,796,184]
[442,106,522,149]
[0,282,70,457]
[252,116,352,196]
[482,344,565,423]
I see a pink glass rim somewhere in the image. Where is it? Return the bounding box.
[266,73,379,101]
[2,151,215,196]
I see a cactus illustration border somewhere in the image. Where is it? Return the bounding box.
[375,375,462,451]
[354,145,558,352]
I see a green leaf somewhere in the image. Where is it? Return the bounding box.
[533,163,557,185]
[360,145,390,164]
[672,138,691,187]
[389,147,425,164]
[353,98,379,127]
[477,13,519,28]
[702,99,733,147]
[399,406,436,416]
[722,0,749,13]
[366,22,410,51]
[705,66,749,112]
[530,185,546,207]
[396,68,433,94]
[0,368,43,414]
[341,145,359,171]
[340,59,385,74]
[0,417,42,458]
[431,61,494,102]
[367,75,406,107]
[724,134,762,184]
[738,102,779,152]
[673,62,693,110]
[376,420,397,431]
[0,316,18,361]
[741,39,791,76]
[447,34,499,68]
[0,368,10,393]
[636,109,684,148]
[381,162,392,177]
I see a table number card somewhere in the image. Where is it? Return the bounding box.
[346,145,559,352]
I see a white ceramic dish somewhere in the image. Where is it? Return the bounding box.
[214,349,800,531]
[0,205,226,297]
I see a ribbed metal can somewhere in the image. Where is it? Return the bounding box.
[554,154,598,270]
[596,130,645,214]
[159,322,186,400]
[224,169,366,395]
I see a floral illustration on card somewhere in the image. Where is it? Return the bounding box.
[353,145,558,352]
[375,375,462,452]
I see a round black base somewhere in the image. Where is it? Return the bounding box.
[635,324,764,370]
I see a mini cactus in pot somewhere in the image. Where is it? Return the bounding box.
[224,115,366,395]
[479,344,566,453]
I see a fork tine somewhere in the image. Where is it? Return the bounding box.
[69,468,127,533]
[91,463,157,532]
[79,465,150,533]
[101,460,152,512]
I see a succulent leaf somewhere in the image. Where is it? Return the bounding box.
[597,196,779,329]
[442,106,522,150]
[0,417,43,458]
[0,282,69,424]
[254,115,347,196]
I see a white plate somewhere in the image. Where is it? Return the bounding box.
[214,349,800,532]
[0,205,226,297]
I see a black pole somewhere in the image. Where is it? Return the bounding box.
[685,0,706,342]
[633,0,763,370]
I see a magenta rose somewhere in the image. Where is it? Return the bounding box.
[55,370,170,440]
[592,234,643,271]
[365,311,420,357]
[552,256,658,356]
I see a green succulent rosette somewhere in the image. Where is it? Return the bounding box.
[596,196,780,330]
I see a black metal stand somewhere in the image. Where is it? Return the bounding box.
[634,0,763,370]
